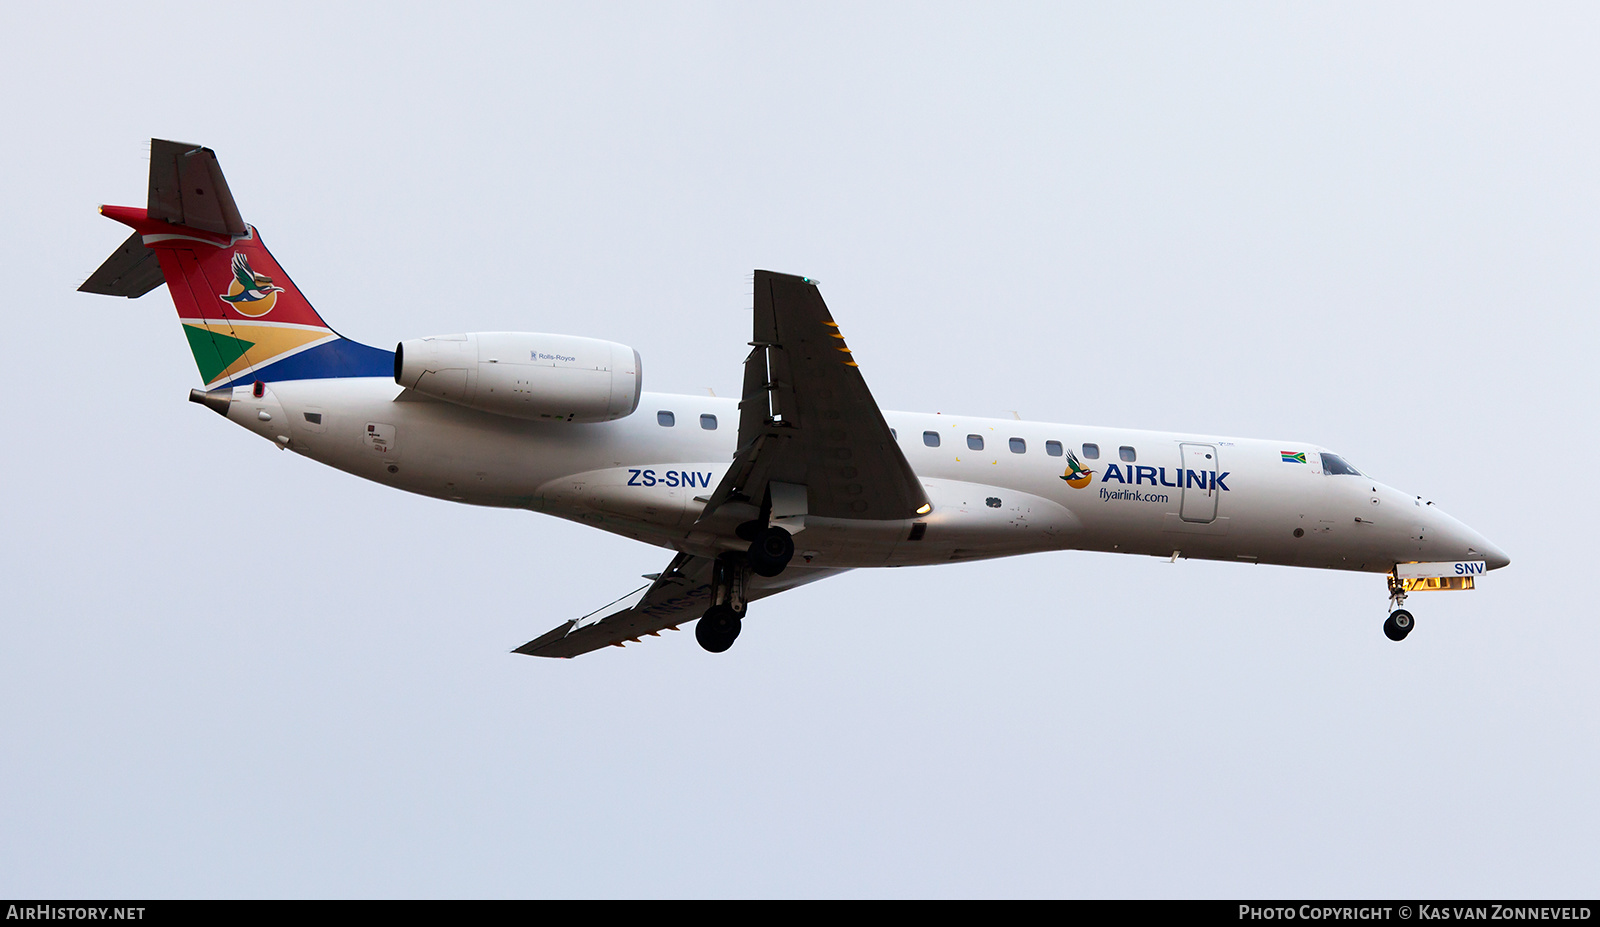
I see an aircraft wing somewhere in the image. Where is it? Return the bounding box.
[518,271,908,659]
[515,551,843,658]
[696,270,928,529]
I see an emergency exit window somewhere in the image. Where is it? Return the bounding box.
[657,411,675,427]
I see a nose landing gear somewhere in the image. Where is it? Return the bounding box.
[696,555,751,653]
[1384,573,1416,641]
[1384,608,1415,641]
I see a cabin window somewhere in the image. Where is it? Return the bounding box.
[1321,452,1362,476]
[967,434,984,451]
[700,414,717,430]
[657,411,675,427]
[1045,440,1063,457]
[1082,443,1100,460]
[923,430,941,448]
[1119,446,1136,462]
[1009,437,1026,454]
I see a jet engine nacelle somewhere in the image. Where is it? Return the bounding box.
[394,332,642,422]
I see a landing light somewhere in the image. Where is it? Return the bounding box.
[1401,576,1474,593]
[916,503,932,515]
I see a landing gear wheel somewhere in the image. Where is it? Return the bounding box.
[747,527,795,577]
[1383,609,1415,642]
[696,604,742,653]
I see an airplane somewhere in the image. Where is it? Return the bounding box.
[81,139,1510,657]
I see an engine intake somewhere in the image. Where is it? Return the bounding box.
[395,332,641,422]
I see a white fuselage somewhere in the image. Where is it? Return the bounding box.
[228,378,1508,575]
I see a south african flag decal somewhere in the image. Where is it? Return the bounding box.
[1281,451,1307,464]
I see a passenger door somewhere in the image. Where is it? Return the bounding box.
[1179,443,1219,524]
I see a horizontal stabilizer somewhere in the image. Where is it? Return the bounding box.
[78,231,164,297]
[147,139,247,236]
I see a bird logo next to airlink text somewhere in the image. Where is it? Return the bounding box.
[1059,448,1095,489]
[1061,449,1231,492]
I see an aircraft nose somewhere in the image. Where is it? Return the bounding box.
[1476,539,1511,571]
[1423,502,1508,570]
[1455,520,1509,570]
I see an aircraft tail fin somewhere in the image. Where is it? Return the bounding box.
[80,139,393,390]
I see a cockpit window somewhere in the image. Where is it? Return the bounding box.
[1320,452,1362,476]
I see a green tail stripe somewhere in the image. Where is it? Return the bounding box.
[183,324,255,384]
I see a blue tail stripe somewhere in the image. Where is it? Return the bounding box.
[217,338,394,387]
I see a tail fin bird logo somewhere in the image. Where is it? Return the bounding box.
[220,252,284,317]
[1059,448,1095,489]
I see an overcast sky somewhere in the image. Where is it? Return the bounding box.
[1,2,1595,898]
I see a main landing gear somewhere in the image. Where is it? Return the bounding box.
[696,604,742,653]
[696,555,750,654]
[1383,573,1416,642]
[697,526,793,653]
[746,526,794,577]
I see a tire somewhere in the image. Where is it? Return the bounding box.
[1383,609,1415,642]
[748,527,794,578]
[696,604,742,653]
